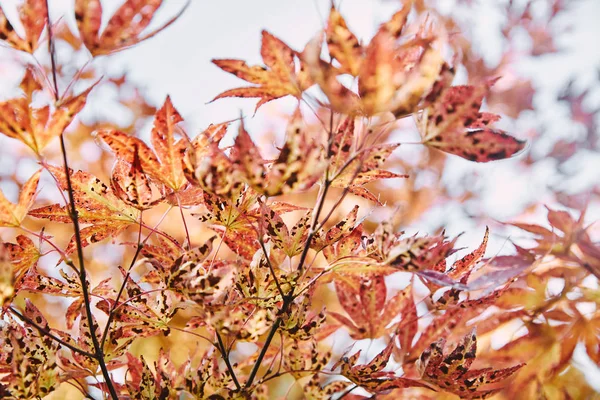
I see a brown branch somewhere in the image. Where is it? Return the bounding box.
[100,217,144,349]
[244,112,338,389]
[215,331,242,391]
[44,3,118,399]
[9,307,96,359]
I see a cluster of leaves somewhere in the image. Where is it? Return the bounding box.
[0,0,598,399]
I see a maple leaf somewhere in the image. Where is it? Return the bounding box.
[0,68,97,154]
[281,296,326,341]
[328,117,407,203]
[385,233,458,272]
[0,305,61,399]
[29,166,139,254]
[3,235,41,300]
[335,342,430,393]
[124,353,177,399]
[110,156,154,210]
[231,109,326,196]
[0,169,41,227]
[75,0,188,56]
[325,6,363,76]
[0,0,47,53]
[303,374,352,400]
[418,80,526,162]
[417,329,524,399]
[167,237,236,305]
[97,96,189,194]
[96,267,174,340]
[260,203,310,257]
[330,277,416,339]
[282,338,329,378]
[212,31,312,112]
[304,3,444,117]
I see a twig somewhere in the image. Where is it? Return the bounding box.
[100,216,144,349]
[9,307,96,359]
[216,331,242,391]
[245,112,337,389]
[258,238,285,300]
[44,3,118,398]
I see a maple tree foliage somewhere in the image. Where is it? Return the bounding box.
[0,0,598,399]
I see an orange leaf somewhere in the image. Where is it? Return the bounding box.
[0,170,41,227]
[419,81,526,162]
[326,6,363,76]
[29,166,139,254]
[212,31,311,112]
[0,0,47,53]
[4,235,40,291]
[449,227,489,280]
[231,109,326,196]
[75,0,189,56]
[329,117,406,203]
[97,96,188,192]
[418,329,524,398]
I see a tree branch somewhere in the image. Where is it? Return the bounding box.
[44,3,118,398]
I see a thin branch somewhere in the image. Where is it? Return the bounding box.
[9,307,96,359]
[245,116,337,389]
[216,331,242,391]
[44,3,118,398]
[100,215,144,349]
[258,238,285,300]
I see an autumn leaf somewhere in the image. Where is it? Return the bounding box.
[326,6,363,76]
[448,227,489,280]
[29,166,139,254]
[97,96,189,193]
[417,329,524,399]
[212,31,312,112]
[303,374,352,400]
[304,3,443,117]
[231,109,326,196]
[418,80,526,162]
[312,205,360,251]
[3,236,41,297]
[329,117,407,203]
[75,0,189,56]
[110,155,154,210]
[330,277,416,339]
[0,170,42,227]
[0,69,97,154]
[0,0,47,53]
[335,342,430,393]
[0,244,12,307]
[385,233,457,272]
[0,308,61,398]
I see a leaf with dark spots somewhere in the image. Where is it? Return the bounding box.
[212,31,312,111]
[417,329,523,398]
[231,108,325,196]
[97,96,189,193]
[29,166,139,255]
[0,0,47,53]
[0,170,41,227]
[418,80,526,162]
